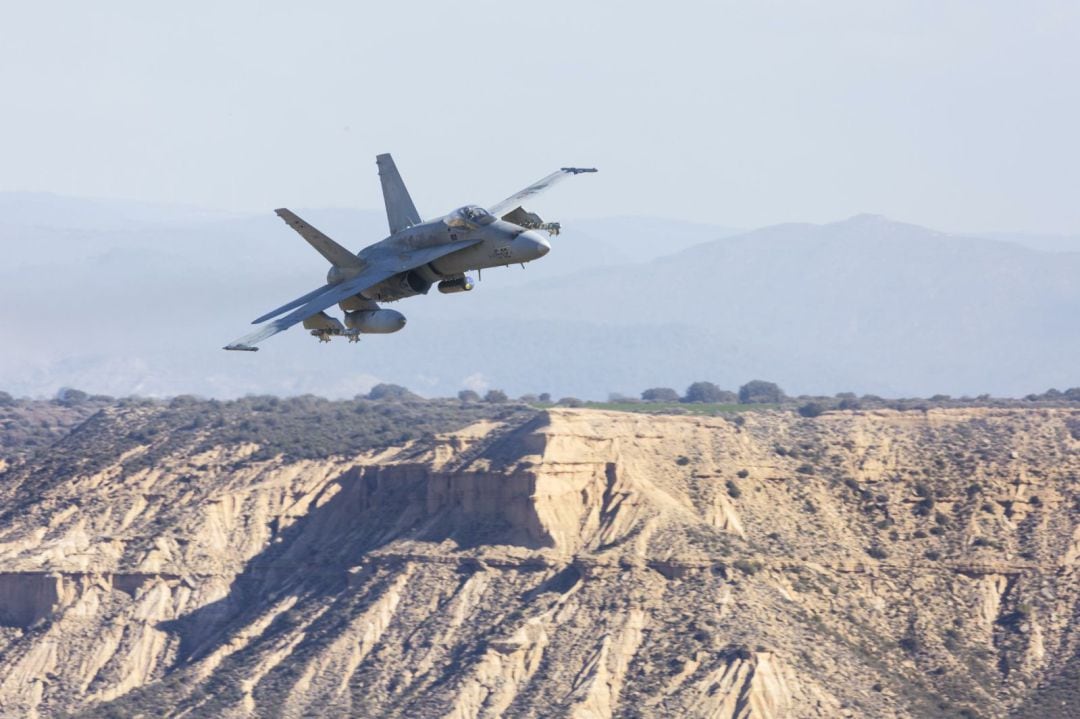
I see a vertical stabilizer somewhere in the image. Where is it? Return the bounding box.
[376,153,421,234]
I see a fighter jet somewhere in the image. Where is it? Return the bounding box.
[224,154,596,351]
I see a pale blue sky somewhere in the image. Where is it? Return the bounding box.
[1,1,1078,233]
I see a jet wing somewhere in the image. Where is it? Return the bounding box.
[250,282,336,324]
[487,167,597,217]
[224,238,483,351]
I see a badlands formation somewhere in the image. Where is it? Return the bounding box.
[0,401,1077,718]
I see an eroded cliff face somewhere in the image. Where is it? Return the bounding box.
[0,406,1077,718]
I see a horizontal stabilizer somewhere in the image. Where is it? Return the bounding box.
[275,209,362,269]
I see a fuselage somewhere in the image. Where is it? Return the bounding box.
[332,205,550,303]
[223,156,593,351]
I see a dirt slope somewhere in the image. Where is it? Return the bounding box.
[0,406,1077,718]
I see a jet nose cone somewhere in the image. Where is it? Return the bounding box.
[521,230,550,258]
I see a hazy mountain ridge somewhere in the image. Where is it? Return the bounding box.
[1,195,1077,399]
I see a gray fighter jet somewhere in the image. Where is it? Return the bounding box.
[224,154,596,351]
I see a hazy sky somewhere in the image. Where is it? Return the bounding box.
[1,1,1078,233]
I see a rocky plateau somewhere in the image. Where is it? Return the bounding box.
[0,400,1077,718]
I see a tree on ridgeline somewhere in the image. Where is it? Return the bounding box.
[367,383,417,401]
[738,380,786,404]
[641,387,679,402]
[682,382,736,404]
[55,388,88,406]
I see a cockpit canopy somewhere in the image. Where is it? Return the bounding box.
[452,205,495,226]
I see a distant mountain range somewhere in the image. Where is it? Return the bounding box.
[1,194,1076,399]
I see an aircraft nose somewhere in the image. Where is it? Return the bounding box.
[520,230,550,259]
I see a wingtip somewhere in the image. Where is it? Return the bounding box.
[560,167,598,174]
[224,343,259,352]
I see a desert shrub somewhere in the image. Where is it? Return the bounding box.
[538,393,551,402]
[556,397,583,408]
[797,402,826,418]
[641,387,679,402]
[929,526,945,536]
[913,529,928,539]
[837,397,861,410]
[733,559,762,575]
[738,380,785,404]
[0,391,14,407]
[796,463,815,475]
[997,605,1032,632]
[484,389,508,403]
[726,480,742,498]
[736,469,749,479]
[717,644,754,661]
[1067,417,1080,440]
[457,389,481,402]
[925,550,941,560]
[675,456,690,466]
[899,636,920,654]
[866,545,888,560]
